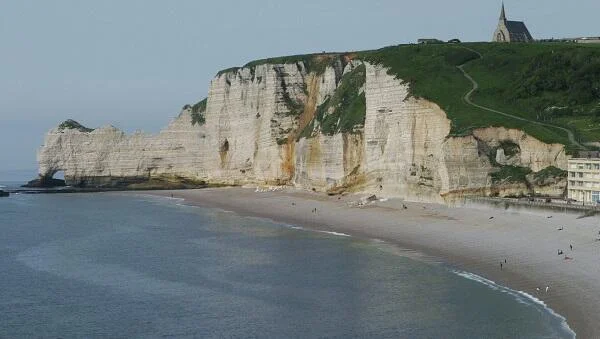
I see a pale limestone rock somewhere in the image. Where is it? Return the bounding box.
[36,60,568,201]
[473,127,567,172]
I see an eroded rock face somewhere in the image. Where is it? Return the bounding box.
[473,128,567,172]
[36,60,568,201]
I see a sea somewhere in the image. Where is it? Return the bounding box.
[0,177,575,338]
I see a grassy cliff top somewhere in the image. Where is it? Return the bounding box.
[216,42,600,149]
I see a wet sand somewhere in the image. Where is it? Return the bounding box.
[144,187,600,337]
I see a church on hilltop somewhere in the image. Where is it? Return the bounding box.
[492,3,533,42]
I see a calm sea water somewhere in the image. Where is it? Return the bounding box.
[0,189,575,338]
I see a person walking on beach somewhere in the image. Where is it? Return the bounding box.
[570,244,573,251]
[500,263,503,270]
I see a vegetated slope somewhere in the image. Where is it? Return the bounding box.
[216,43,600,149]
[461,43,600,147]
[298,64,366,139]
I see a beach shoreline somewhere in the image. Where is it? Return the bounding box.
[139,187,600,337]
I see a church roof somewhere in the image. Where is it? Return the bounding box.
[505,20,533,40]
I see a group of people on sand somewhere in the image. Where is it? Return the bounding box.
[497,215,589,271]
[555,223,575,260]
[255,186,284,193]
[557,246,573,260]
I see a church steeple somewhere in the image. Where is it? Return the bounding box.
[499,2,507,21]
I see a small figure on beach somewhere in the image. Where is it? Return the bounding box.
[504,259,507,264]
[558,249,564,255]
[557,226,564,231]
[570,244,573,251]
[402,204,407,210]
[500,263,503,270]
[536,287,541,293]
[292,202,295,206]
[489,216,494,220]
[547,216,553,219]
[545,286,550,293]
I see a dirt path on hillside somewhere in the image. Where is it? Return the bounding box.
[457,46,585,150]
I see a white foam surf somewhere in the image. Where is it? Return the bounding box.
[315,230,351,237]
[453,270,576,338]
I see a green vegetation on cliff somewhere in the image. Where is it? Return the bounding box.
[299,64,366,139]
[462,43,600,147]
[359,45,480,137]
[532,166,568,184]
[190,98,207,126]
[215,42,600,148]
[216,54,347,77]
[58,119,94,133]
[491,165,532,185]
[245,54,346,76]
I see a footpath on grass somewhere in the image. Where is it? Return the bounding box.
[457,46,585,150]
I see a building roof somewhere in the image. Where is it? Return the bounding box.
[505,20,533,41]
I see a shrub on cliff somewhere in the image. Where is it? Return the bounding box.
[58,119,93,133]
[532,166,567,185]
[491,165,532,185]
[190,98,207,126]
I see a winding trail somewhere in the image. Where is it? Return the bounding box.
[457,46,585,149]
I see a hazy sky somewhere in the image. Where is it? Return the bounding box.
[1,0,598,173]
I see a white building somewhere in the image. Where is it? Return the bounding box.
[567,158,600,204]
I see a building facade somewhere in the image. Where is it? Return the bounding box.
[492,3,533,43]
[567,158,600,204]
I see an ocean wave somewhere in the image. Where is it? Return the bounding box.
[315,230,351,237]
[453,270,576,338]
[285,225,351,237]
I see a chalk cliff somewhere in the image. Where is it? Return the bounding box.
[35,57,568,201]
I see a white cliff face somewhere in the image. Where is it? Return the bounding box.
[362,63,456,201]
[37,60,568,200]
[38,111,209,185]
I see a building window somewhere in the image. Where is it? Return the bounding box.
[587,164,593,170]
[578,181,584,186]
[570,172,576,177]
[593,191,600,203]
[579,172,584,178]
[595,164,599,170]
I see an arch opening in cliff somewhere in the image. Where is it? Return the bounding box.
[24,170,67,188]
[42,170,67,187]
[52,170,65,181]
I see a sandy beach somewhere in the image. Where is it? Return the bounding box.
[143,187,600,337]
